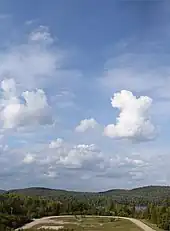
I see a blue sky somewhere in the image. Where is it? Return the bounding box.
[0,0,169,191]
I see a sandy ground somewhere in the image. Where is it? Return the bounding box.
[16,215,156,231]
[38,225,64,230]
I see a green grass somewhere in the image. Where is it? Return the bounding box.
[31,216,143,231]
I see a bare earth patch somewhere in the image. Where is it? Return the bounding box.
[38,226,64,230]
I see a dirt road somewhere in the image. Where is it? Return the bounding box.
[119,217,156,231]
[16,215,156,230]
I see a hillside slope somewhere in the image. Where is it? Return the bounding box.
[6,185,170,202]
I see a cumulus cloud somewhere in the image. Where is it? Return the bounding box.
[0,78,52,129]
[23,153,35,164]
[29,25,54,44]
[46,141,103,170]
[1,78,17,98]
[58,144,103,169]
[0,136,159,190]
[75,118,98,132]
[37,138,148,181]
[104,90,155,141]
[49,138,64,149]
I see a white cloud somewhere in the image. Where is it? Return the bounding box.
[39,139,148,180]
[0,25,61,89]
[23,153,35,164]
[1,78,16,98]
[58,144,103,169]
[46,141,103,170]
[75,118,98,132]
[0,136,163,190]
[104,90,155,141]
[0,144,8,151]
[29,25,54,44]
[36,139,104,172]
[49,138,64,149]
[0,78,52,129]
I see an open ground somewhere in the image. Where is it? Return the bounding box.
[16,216,157,231]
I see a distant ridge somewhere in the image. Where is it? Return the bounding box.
[3,185,170,201]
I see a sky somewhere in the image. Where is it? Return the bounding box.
[0,0,170,191]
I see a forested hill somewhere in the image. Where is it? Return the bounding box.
[4,185,170,200]
[101,185,170,196]
[1,185,170,230]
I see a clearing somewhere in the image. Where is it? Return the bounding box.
[21,216,147,231]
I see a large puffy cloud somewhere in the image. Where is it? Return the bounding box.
[0,24,83,119]
[0,78,52,129]
[100,50,170,125]
[104,90,155,141]
[75,118,98,132]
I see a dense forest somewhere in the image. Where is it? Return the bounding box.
[1,186,170,230]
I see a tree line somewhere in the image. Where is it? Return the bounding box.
[0,191,170,230]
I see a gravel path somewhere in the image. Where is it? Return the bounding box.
[16,215,156,230]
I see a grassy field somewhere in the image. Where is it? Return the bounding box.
[32,216,143,231]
